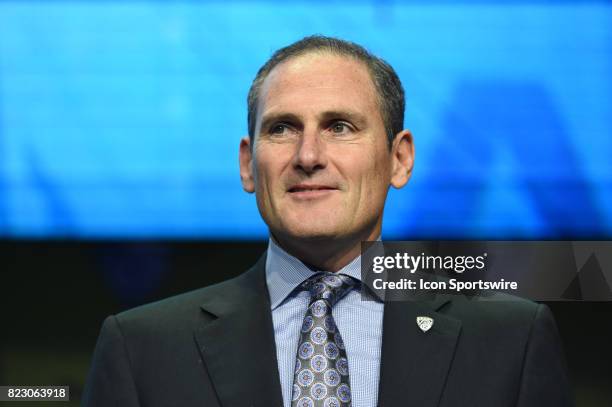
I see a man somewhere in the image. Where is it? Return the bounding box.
[82,36,573,407]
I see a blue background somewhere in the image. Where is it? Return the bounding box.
[1,1,611,239]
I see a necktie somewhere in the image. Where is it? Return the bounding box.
[291,272,356,407]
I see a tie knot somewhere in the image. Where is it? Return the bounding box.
[302,272,356,306]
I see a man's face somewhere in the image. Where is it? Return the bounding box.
[240,52,410,244]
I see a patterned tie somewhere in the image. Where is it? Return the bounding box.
[291,272,356,407]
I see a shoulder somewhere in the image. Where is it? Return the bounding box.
[444,291,542,319]
[114,284,217,330]
[111,255,266,335]
[446,290,548,322]
[438,291,558,348]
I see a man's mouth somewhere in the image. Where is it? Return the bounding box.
[287,184,338,199]
[288,184,336,193]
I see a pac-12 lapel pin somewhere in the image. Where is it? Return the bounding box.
[417,316,434,332]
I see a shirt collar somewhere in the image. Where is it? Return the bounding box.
[265,237,380,310]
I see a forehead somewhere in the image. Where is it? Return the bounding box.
[257,52,381,121]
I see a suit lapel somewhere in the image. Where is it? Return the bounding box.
[194,255,284,407]
[377,297,462,407]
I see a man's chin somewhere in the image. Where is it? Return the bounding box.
[275,224,343,243]
[288,229,340,242]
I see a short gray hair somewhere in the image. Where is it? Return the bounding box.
[247,35,405,147]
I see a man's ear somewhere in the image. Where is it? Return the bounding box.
[239,136,255,193]
[390,129,415,189]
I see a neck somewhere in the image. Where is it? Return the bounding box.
[271,227,381,272]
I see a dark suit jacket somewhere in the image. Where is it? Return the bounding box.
[82,254,574,407]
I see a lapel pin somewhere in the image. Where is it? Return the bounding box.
[417,316,434,333]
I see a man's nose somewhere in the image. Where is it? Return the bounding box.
[293,127,327,173]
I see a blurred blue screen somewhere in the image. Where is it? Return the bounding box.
[0,1,611,238]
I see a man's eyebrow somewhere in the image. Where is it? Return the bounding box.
[319,110,368,127]
[259,112,302,133]
[259,110,368,133]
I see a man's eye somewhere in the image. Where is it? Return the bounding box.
[270,124,290,135]
[330,122,351,134]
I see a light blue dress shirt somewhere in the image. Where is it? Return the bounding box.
[265,238,385,407]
